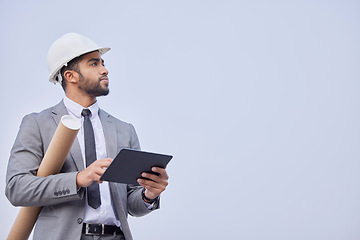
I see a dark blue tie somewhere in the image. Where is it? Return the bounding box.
[82,109,101,209]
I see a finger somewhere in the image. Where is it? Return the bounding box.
[96,158,113,167]
[151,167,169,180]
[138,179,166,197]
[95,168,106,176]
[142,172,168,184]
[138,178,158,187]
[138,177,168,193]
[137,179,146,188]
[141,172,161,184]
[137,178,161,191]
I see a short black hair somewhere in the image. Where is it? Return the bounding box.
[59,55,84,91]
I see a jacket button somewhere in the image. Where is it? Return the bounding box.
[77,218,83,224]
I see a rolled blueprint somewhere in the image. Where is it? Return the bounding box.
[7,115,81,240]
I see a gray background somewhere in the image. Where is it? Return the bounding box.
[1,0,360,239]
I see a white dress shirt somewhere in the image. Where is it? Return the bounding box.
[63,96,121,227]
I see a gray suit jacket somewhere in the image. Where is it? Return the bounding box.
[6,101,159,240]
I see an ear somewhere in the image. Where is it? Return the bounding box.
[63,70,79,84]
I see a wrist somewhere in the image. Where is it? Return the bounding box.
[141,188,158,204]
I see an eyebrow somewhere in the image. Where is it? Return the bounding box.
[87,58,104,64]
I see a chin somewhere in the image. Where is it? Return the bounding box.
[101,89,110,96]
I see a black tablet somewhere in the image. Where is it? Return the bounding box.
[100,148,173,185]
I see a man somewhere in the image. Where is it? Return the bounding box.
[6,33,169,240]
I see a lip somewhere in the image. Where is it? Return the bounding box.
[100,77,109,83]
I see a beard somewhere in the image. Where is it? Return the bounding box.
[77,71,109,97]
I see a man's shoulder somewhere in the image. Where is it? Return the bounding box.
[23,101,64,120]
[99,109,136,129]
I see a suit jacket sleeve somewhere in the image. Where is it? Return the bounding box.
[5,113,83,207]
[125,123,160,217]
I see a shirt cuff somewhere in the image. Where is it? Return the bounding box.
[143,200,156,210]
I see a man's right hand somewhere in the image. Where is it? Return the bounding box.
[76,158,112,188]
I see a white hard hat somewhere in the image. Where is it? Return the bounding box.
[47,33,110,84]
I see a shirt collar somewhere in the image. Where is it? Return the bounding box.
[63,96,99,119]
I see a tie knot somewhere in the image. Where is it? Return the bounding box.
[81,109,92,117]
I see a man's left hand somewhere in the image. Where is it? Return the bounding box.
[137,167,169,202]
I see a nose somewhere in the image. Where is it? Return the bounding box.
[100,65,108,76]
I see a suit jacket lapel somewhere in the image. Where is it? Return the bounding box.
[99,110,133,237]
[99,109,118,159]
[51,100,84,171]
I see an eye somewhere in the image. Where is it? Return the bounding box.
[91,62,98,66]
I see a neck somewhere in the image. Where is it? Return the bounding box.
[65,91,97,108]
